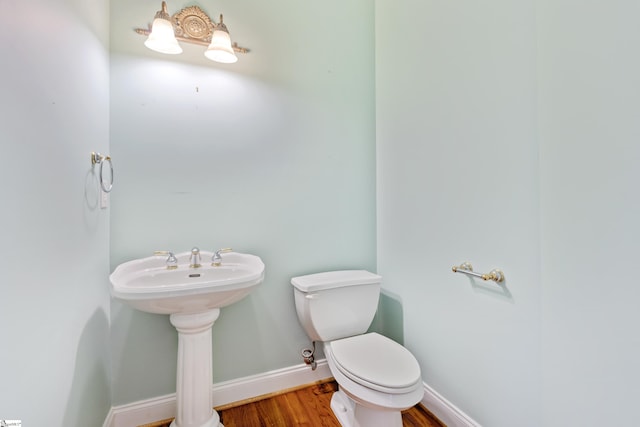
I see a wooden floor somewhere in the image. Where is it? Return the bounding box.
[141,380,444,427]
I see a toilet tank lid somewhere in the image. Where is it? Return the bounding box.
[291,270,382,292]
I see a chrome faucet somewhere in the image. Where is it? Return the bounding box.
[154,251,178,269]
[212,248,232,266]
[189,247,202,268]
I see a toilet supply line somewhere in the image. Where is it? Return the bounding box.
[301,341,317,370]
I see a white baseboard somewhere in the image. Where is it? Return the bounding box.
[421,382,482,427]
[103,393,176,427]
[103,360,332,427]
[212,359,332,407]
[104,360,480,427]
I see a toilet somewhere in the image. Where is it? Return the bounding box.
[291,270,424,427]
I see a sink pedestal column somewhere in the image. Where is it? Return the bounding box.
[169,309,223,427]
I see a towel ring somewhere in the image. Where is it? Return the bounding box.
[91,152,114,193]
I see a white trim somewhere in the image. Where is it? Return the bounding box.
[102,410,114,427]
[212,359,332,407]
[103,360,332,427]
[103,361,481,427]
[421,382,482,427]
[103,393,176,427]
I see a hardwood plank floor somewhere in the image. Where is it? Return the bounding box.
[140,380,444,427]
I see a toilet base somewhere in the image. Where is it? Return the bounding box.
[330,389,403,427]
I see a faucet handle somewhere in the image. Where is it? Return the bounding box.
[153,251,178,269]
[212,248,233,266]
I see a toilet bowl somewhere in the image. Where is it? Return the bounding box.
[325,333,423,427]
[291,271,424,427]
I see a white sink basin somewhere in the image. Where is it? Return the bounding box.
[111,250,265,427]
[110,251,265,314]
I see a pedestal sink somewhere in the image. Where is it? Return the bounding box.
[110,250,265,427]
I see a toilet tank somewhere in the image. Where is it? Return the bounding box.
[291,270,382,342]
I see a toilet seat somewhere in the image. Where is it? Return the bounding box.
[330,333,421,394]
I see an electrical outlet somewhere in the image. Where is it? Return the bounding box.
[100,189,109,209]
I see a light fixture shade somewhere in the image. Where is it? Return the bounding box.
[144,3,182,55]
[204,20,238,64]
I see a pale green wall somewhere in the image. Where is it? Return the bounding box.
[0,0,111,425]
[537,0,640,424]
[376,1,540,425]
[108,0,376,404]
[377,0,640,426]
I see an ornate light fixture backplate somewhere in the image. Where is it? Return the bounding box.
[173,6,215,43]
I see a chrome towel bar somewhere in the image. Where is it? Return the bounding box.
[452,262,505,283]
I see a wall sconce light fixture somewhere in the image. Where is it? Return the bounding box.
[135,1,249,64]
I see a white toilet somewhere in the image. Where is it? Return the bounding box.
[291,270,424,427]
